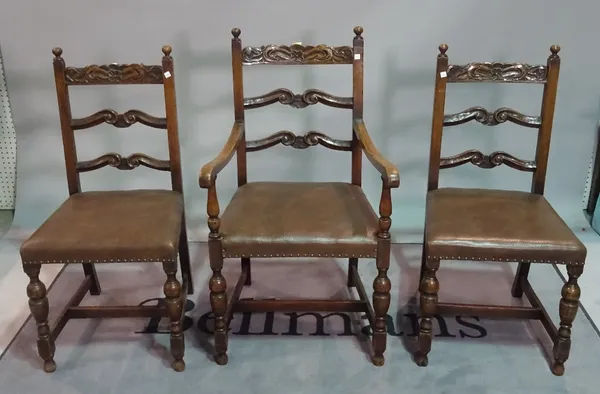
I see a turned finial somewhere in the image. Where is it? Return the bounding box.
[439,44,448,55]
[52,47,63,58]
[550,45,561,55]
[162,45,172,56]
[354,26,363,38]
[231,28,241,39]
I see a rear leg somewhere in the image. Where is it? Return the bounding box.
[82,263,101,295]
[241,257,251,286]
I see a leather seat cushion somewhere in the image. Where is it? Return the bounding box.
[20,190,183,264]
[219,182,379,258]
[425,188,586,265]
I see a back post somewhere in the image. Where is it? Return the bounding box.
[426,44,450,192]
[231,28,247,186]
[531,45,561,195]
[52,47,81,196]
[351,26,364,186]
[51,47,101,296]
[511,45,561,299]
[161,45,184,194]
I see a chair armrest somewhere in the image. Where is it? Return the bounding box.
[199,121,245,189]
[352,118,400,188]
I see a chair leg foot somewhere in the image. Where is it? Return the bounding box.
[414,352,428,367]
[371,355,384,366]
[215,353,228,366]
[551,361,565,376]
[172,359,185,372]
[43,359,57,373]
[511,288,524,298]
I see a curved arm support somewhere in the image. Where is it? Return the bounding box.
[353,118,400,188]
[199,121,245,189]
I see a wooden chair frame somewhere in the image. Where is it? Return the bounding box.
[199,27,399,366]
[21,46,193,372]
[416,44,585,376]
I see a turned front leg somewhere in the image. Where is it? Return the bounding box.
[210,244,228,365]
[552,264,583,376]
[372,183,392,366]
[207,183,228,365]
[415,258,440,367]
[23,264,56,373]
[163,261,185,372]
[372,239,391,366]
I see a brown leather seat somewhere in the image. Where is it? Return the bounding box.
[20,190,183,265]
[220,182,379,258]
[426,188,586,264]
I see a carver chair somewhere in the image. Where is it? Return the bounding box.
[416,44,586,376]
[19,46,193,373]
[199,27,399,366]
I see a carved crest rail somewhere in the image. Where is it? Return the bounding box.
[242,44,354,65]
[65,64,164,85]
[447,62,547,83]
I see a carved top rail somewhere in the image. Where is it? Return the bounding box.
[71,109,167,130]
[244,88,353,110]
[443,107,541,128]
[446,62,547,83]
[246,130,352,152]
[54,47,170,85]
[440,44,559,84]
[235,27,362,66]
[76,153,170,173]
[242,44,353,66]
[440,149,536,172]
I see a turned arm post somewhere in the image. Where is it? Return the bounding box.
[207,181,221,240]
[378,177,392,239]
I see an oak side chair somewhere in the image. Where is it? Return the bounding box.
[199,27,399,366]
[416,44,586,376]
[19,46,193,373]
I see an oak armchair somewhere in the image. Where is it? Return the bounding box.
[19,46,193,372]
[200,27,399,366]
[416,44,586,376]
